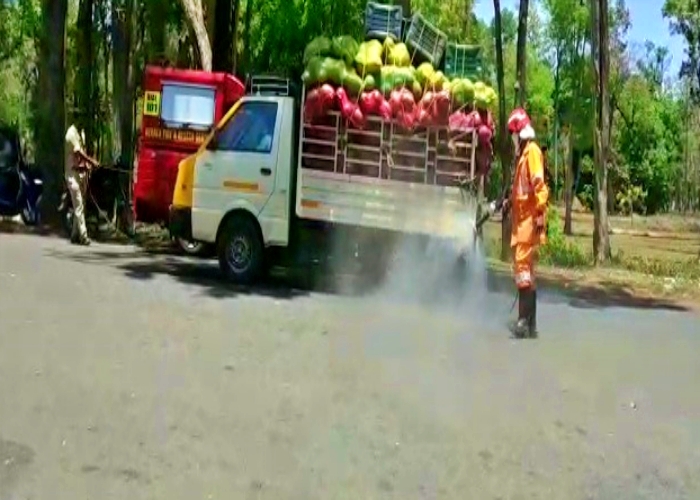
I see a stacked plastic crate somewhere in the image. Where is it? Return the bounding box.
[364,2,404,41]
[403,12,448,67]
[363,2,482,78]
[442,43,483,80]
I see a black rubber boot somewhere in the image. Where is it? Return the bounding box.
[512,288,531,339]
[528,289,538,338]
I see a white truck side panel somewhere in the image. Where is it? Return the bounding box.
[295,168,477,243]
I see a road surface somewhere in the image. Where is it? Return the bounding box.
[1,233,699,499]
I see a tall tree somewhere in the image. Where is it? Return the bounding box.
[75,0,95,152]
[515,0,529,105]
[111,0,134,167]
[589,0,612,262]
[211,0,239,72]
[179,0,212,70]
[493,0,512,261]
[35,0,68,222]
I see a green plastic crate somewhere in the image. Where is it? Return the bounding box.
[443,43,483,80]
[404,12,448,66]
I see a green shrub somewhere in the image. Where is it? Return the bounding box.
[539,209,590,267]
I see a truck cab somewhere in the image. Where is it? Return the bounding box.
[134,65,245,227]
[171,76,481,285]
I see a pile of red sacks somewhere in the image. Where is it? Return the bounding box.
[303,84,495,175]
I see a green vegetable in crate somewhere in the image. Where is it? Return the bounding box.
[451,78,475,107]
[355,40,383,76]
[331,36,360,66]
[302,56,325,85]
[427,70,446,90]
[380,65,414,90]
[363,74,376,91]
[321,57,347,86]
[473,81,497,109]
[484,86,497,105]
[412,80,423,100]
[342,68,364,96]
[387,43,411,67]
[382,37,395,61]
[303,36,332,65]
[415,62,435,86]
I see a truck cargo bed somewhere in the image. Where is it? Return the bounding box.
[296,111,478,241]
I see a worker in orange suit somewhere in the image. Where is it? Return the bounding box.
[504,108,549,339]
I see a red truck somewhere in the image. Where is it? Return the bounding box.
[133,64,245,253]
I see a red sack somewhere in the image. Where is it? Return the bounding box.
[477,124,493,149]
[431,91,451,126]
[319,84,336,109]
[475,144,493,176]
[413,106,432,127]
[378,99,392,121]
[397,110,416,130]
[389,89,403,118]
[477,109,495,132]
[337,87,366,129]
[359,89,386,117]
[448,111,474,132]
[303,84,336,123]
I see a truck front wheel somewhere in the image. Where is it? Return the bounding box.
[217,215,264,285]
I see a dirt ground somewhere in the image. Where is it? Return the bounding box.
[1,233,699,499]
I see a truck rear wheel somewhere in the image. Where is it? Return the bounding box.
[217,215,264,285]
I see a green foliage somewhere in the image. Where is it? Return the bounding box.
[616,185,647,216]
[540,209,590,267]
[611,250,700,280]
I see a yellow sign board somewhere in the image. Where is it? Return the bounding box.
[143,91,161,116]
[144,126,208,144]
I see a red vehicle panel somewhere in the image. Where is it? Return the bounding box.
[133,65,245,223]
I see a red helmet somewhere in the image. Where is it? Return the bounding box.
[507,108,531,135]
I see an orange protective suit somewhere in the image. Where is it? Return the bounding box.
[510,140,549,290]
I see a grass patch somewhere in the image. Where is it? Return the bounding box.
[480,206,700,303]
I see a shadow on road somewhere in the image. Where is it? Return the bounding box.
[485,268,692,312]
[41,241,694,313]
[43,247,311,300]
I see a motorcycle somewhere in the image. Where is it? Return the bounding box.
[58,162,132,238]
[0,126,43,225]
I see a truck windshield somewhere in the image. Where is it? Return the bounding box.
[160,83,215,130]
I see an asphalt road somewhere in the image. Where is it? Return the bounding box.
[1,233,699,499]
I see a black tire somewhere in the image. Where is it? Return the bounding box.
[217,215,264,285]
[20,203,39,226]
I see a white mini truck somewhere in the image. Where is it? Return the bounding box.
[169,76,480,285]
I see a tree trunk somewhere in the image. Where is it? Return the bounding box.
[493,0,512,261]
[589,0,612,263]
[564,131,574,234]
[145,0,168,62]
[515,0,529,105]
[231,0,240,73]
[241,0,254,75]
[212,0,234,71]
[204,0,216,49]
[111,0,134,168]
[179,0,212,71]
[35,0,68,225]
[75,0,94,153]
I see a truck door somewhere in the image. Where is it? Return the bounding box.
[191,99,282,242]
